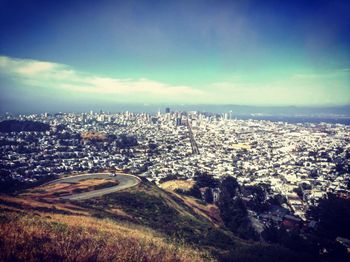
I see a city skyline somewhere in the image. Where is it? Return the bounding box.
[0,0,349,112]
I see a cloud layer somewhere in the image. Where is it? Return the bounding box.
[0,56,205,103]
[0,55,349,107]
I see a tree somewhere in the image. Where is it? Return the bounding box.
[204,188,213,204]
[116,134,138,148]
[188,185,202,199]
[261,225,281,243]
[220,176,239,198]
[308,193,350,239]
[218,189,257,240]
[262,225,320,260]
[194,172,218,188]
[148,143,158,150]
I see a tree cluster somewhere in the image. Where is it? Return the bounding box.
[218,176,258,240]
[308,193,350,239]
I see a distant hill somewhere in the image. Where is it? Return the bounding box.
[0,177,313,262]
[0,120,50,132]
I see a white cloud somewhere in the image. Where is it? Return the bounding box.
[0,55,348,106]
[0,56,58,76]
[0,56,204,103]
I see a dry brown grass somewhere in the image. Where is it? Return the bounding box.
[23,178,118,199]
[0,211,215,262]
[0,195,89,216]
[159,181,222,225]
[160,180,195,191]
[108,208,134,219]
[0,178,227,262]
[180,195,222,225]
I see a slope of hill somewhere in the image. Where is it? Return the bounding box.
[0,120,50,132]
[0,210,212,262]
[0,177,310,262]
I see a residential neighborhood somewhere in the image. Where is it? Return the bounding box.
[1,110,349,229]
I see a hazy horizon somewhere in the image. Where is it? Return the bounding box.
[1,103,350,117]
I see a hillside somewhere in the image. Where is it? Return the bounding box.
[0,177,309,262]
[0,211,212,262]
[0,120,50,133]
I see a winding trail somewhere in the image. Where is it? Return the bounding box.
[47,173,141,200]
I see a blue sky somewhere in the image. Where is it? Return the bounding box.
[0,0,349,112]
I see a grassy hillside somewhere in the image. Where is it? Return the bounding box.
[81,181,236,251]
[0,178,311,262]
[0,211,212,262]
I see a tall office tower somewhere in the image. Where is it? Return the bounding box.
[175,117,182,126]
[165,107,170,113]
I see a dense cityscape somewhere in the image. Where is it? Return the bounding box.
[1,110,349,234]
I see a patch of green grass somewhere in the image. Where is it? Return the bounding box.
[83,190,234,249]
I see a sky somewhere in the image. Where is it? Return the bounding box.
[0,0,349,112]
